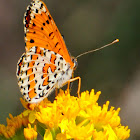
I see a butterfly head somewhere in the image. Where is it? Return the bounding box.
[72,57,78,70]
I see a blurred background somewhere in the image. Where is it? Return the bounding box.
[0,0,139,139]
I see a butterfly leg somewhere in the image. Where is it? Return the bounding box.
[55,88,58,96]
[67,76,81,97]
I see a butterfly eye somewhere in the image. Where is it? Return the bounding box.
[72,58,78,70]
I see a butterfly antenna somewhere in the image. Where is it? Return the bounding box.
[76,39,119,59]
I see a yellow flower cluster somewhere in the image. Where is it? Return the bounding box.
[0,113,28,139]
[0,89,130,140]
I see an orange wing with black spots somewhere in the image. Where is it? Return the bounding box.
[24,0,73,67]
[16,0,76,103]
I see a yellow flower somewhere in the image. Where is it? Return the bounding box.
[0,89,130,140]
[56,89,80,119]
[93,130,109,140]
[114,125,130,140]
[62,119,94,140]
[78,89,101,109]
[103,125,118,140]
[0,113,28,139]
[35,100,64,128]
[24,124,37,140]
[44,129,53,140]
[56,133,67,140]
[78,91,121,130]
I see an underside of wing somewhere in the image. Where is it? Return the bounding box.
[16,46,70,103]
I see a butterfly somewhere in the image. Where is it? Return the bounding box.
[16,0,81,103]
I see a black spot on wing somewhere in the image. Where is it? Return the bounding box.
[35,9,38,13]
[38,85,42,90]
[46,85,50,90]
[49,32,53,37]
[40,3,43,9]
[33,23,36,26]
[30,39,34,43]
[55,42,59,47]
[48,15,51,20]
[54,73,57,78]
[28,84,30,90]
[46,20,49,24]
[60,57,63,60]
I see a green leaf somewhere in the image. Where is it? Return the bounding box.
[37,123,46,138]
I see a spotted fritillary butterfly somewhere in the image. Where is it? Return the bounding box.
[16,0,80,103]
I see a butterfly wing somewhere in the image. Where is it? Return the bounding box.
[16,0,74,103]
[17,46,72,103]
[24,0,73,66]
